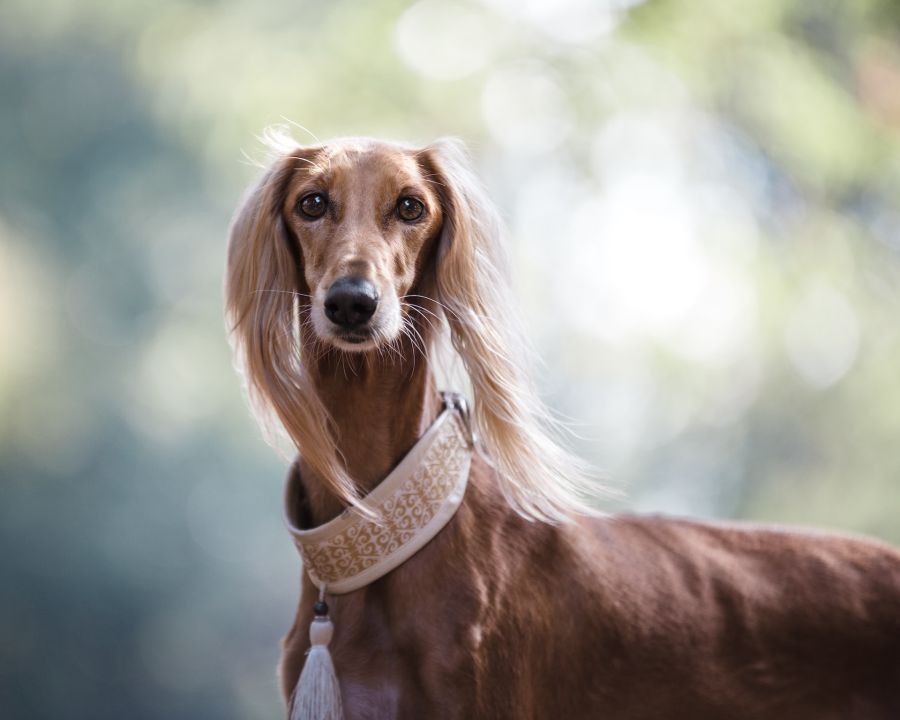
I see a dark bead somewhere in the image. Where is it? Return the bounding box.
[313,600,329,616]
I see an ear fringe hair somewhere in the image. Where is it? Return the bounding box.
[425,138,600,523]
[223,149,364,511]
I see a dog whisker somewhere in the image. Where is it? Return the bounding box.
[255,289,314,299]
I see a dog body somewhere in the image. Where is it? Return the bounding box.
[225,137,900,720]
[280,452,900,720]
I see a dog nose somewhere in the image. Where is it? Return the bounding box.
[324,277,379,328]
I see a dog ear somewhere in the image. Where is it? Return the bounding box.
[422,138,597,522]
[225,155,298,336]
[224,149,359,508]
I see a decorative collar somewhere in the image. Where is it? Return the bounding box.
[284,393,474,595]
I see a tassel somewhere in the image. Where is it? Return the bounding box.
[290,587,344,720]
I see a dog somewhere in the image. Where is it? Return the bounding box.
[225,135,900,719]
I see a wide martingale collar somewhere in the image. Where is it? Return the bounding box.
[284,393,474,595]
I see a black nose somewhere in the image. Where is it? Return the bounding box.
[324,277,379,328]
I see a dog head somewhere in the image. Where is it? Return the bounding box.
[275,139,446,351]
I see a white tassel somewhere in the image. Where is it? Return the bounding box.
[290,589,343,720]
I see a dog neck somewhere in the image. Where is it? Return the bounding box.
[298,328,441,526]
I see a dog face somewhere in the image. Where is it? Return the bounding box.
[281,141,444,352]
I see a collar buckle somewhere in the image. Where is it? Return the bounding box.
[442,391,477,449]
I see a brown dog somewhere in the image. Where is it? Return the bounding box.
[225,136,900,719]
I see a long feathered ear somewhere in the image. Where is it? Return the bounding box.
[224,149,360,508]
[423,138,598,523]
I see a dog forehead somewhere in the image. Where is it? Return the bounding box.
[305,141,426,191]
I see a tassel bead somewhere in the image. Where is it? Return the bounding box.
[309,617,334,646]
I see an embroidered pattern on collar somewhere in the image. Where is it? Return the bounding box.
[284,400,473,594]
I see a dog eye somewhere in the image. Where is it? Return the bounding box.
[397,197,425,222]
[298,192,328,220]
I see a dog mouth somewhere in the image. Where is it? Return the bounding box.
[337,329,372,344]
[326,325,384,352]
[327,321,406,353]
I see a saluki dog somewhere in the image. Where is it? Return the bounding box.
[225,135,900,719]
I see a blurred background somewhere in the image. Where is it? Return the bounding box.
[1,0,899,717]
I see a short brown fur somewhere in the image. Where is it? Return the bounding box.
[226,137,900,719]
